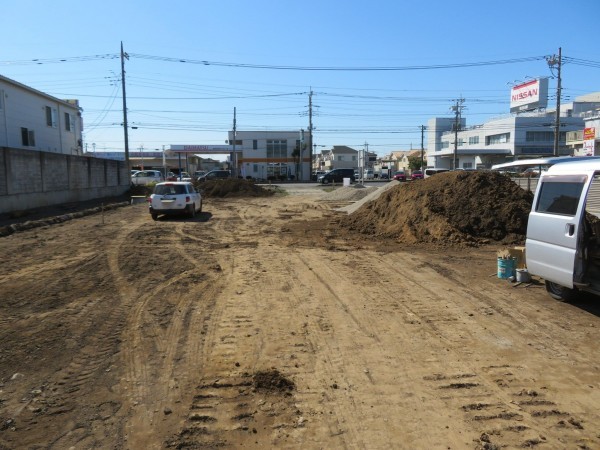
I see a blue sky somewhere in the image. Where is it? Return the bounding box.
[2,0,599,158]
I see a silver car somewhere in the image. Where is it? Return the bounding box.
[131,170,164,186]
[148,182,202,220]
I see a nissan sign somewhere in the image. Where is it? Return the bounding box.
[510,78,549,113]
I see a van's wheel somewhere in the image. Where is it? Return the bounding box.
[151,213,158,221]
[545,280,576,302]
[198,201,202,213]
[188,204,196,218]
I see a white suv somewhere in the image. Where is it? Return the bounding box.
[148,182,202,220]
[131,170,164,186]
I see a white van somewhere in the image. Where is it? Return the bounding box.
[364,169,374,180]
[526,159,600,300]
[424,168,450,178]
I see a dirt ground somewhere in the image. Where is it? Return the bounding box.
[1,178,600,449]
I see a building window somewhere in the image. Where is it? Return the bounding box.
[486,133,510,145]
[525,131,566,143]
[266,140,287,158]
[441,141,449,149]
[45,106,57,127]
[526,131,554,142]
[21,127,35,146]
[463,162,473,169]
[468,136,479,145]
[64,112,74,132]
[253,139,258,150]
[458,138,465,146]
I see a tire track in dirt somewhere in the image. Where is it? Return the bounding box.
[286,250,459,448]
[111,218,228,449]
[348,250,600,448]
[169,200,306,448]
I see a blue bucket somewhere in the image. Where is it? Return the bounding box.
[497,257,517,279]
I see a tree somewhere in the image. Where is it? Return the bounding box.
[407,154,422,171]
[292,142,306,179]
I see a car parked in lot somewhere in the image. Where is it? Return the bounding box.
[193,170,207,180]
[423,168,449,178]
[148,182,202,220]
[318,168,356,184]
[410,170,424,180]
[392,171,407,181]
[197,169,231,181]
[131,170,164,186]
[312,170,327,181]
[166,172,192,181]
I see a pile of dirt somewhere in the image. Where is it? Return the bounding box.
[341,171,534,246]
[197,179,276,198]
[252,369,295,393]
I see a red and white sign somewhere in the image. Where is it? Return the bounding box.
[583,139,595,156]
[584,127,596,141]
[510,78,549,113]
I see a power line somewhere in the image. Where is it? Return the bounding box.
[129,53,548,71]
[1,52,550,71]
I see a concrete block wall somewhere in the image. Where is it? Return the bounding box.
[0,147,130,214]
[8,148,43,194]
[0,149,7,196]
[42,152,69,191]
[69,157,88,189]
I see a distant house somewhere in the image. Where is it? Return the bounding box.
[0,75,83,155]
[382,150,426,171]
[319,146,358,170]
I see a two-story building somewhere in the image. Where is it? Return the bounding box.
[0,75,83,155]
[318,146,358,171]
[227,130,310,181]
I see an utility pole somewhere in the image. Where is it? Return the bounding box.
[120,42,130,170]
[420,125,426,170]
[232,107,237,176]
[139,144,144,170]
[547,48,562,157]
[308,90,313,182]
[451,98,465,170]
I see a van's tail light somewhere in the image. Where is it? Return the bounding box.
[185,196,191,203]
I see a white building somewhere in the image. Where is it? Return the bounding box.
[317,146,359,171]
[427,90,600,170]
[228,130,310,181]
[566,94,600,156]
[0,75,83,155]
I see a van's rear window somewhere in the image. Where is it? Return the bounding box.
[536,177,586,216]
